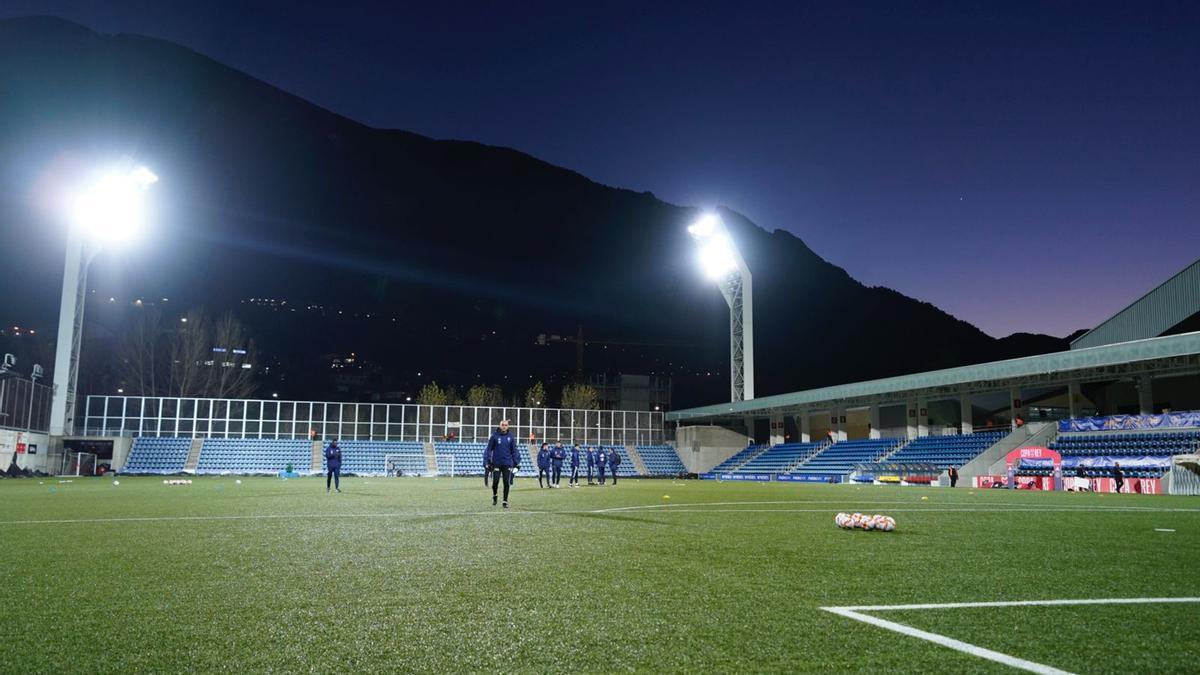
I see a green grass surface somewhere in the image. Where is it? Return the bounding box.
[1,476,1197,673]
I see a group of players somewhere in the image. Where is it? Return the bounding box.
[481,419,624,508]
[533,440,623,489]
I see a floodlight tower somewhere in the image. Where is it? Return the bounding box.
[687,212,754,402]
[49,159,157,436]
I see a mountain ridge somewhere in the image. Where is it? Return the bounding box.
[0,16,1068,406]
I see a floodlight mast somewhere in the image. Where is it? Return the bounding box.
[49,160,157,436]
[688,213,754,402]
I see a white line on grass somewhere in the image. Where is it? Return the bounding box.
[0,511,533,526]
[591,507,1200,514]
[821,597,1200,674]
[593,500,1200,514]
[7,505,1197,526]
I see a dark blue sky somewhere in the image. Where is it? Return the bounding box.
[5,1,1198,338]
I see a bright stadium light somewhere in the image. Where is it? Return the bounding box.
[50,158,158,438]
[697,234,739,280]
[687,212,719,238]
[70,164,157,243]
[686,212,754,402]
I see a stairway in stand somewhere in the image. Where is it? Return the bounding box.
[183,438,203,473]
[424,442,438,474]
[310,441,323,475]
[626,445,648,475]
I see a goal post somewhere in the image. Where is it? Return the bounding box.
[383,454,419,477]
[435,454,457,477]
[61,452,97,477]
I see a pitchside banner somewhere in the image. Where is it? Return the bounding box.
[776,474,835,483]
[716,473,772,482]
[1082,477,1163,494]
[1060,412,1200,432]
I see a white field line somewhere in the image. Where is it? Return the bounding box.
[594,508,1198,514]
[592,500,1200,514]
[0,511,530,526]
[4,504,1196,526]
[822,597,1200,675]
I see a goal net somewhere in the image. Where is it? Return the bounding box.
[383,454,423,477]
[62,452,97,477]
[434,454,458,477]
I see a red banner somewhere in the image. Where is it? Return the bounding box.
[1084,477,1162,494]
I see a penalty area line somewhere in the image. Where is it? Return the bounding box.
[821,597,1200,675]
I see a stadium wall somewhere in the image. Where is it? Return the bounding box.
[0,428,50,473]
[674,425,752,473]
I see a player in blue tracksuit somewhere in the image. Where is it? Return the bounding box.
[325,439,342,493]
[551,441,566,487]
[586,446,596,485]
[569,444,581,487]
[609,447,622,485]
[596,447,607,485]
[483,420,520,508]
[537,443,552,489]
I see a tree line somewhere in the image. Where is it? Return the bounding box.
[116,307,259,399]
[417,380,599,410]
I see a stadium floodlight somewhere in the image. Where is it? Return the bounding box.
[687,212,754,401]
[70,164,158,243]
[49,159,158,437]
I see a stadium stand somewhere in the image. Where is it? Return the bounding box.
[122,437,192,474]
[325,440,426,475]
[880,430,1008,469]
[735,442,823,473]
[196,438,312,474]
[636,444,686,475]
[1035,429,1200,479]
[602,445,638,476]
[712,444,768,472]
[433,441,487,475]
[795,438,904,477]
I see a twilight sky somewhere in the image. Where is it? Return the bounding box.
[4,0,1197,338]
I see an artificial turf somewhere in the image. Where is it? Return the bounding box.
[1,476,1197,673]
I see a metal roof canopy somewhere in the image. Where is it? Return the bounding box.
[1071,257,1200,350]
[668,331,1200,422]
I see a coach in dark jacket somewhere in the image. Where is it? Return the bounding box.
[325,440,342,493]
[484,420,521,508]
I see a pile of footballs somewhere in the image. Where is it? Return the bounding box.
[835,512,896,531]
[163,479,193,486]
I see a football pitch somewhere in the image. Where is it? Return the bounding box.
[2,476,1197,673]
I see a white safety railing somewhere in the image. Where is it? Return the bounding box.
[82,395,665,445]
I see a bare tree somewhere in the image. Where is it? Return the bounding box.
[116,307,165,395]
[169,309,210,397]
[208,312,258,399]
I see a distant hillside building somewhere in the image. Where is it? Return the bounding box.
[589,373,672,412]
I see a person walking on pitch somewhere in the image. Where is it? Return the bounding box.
[537,443,552,489]
[325,439,342,493]
[585,445,596,485]
[484,419,520,508]
[596,446,607,485]
[569,444,581,487]
[608,447,622,485]
[551,441,566,487]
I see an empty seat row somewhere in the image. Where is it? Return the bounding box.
[636,445,685,475]
[123,437,192,474]
[796,438,905,476]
